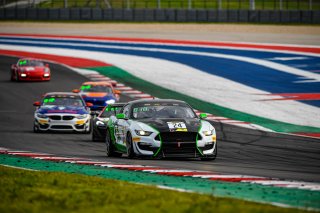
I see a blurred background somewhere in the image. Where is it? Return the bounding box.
[1,0,319,10]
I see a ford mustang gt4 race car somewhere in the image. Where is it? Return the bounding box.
[105,99,217,160]
[33,92,93,133]
[11,58,51,81]
[73,81,121,111]
[92,103,125,142]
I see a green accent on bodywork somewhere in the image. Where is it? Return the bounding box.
[43,98,55,103]
[19,60,27,65]
[199,113,207,119]
[107,119,127,153]
[87,66,320,134]
[115,143,127,153]
[196,120,204,156]
[1,154,320,210]
[144,124,162,157]
[81,85,91,90]
[116,113,126,119]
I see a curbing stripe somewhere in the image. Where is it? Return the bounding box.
[2,147,320,193]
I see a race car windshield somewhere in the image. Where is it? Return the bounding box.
[132,103,196,119]
[100,107,122,118]
[18,60,44,67]
[42,97,84,107]
[81,85,113,93]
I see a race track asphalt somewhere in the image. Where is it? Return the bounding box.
[0,55,319,182]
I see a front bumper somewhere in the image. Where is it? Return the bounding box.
[34,113,90,132]
[18,74,50,81]
[131,131,216,158]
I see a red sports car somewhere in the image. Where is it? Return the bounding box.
[11,58,51,81]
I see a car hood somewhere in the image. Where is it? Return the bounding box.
[83,93,115,100]
[37,105,88,114]
[137,118,201,133]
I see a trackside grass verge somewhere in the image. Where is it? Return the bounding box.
[0,165,314,213]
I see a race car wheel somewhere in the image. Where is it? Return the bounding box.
[126,132,135,159]
[33,123,40,133]
[201,143,217,161]
[105,129,121,157]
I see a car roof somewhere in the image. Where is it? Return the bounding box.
[44,92,81,97]
[82,81,112,86]
[128,99,187,105]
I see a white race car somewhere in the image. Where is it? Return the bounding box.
[33,92,92,133]
[105,99,217,160]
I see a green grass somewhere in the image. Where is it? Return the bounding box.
[0,165,314,213]
[25,0,319,10]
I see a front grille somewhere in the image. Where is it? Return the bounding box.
[160,132,199,142]
[75,124,85,129]
[51,125,73,129]
[159,132,199,157]
[49,115,61,120]
[63,115,74,120]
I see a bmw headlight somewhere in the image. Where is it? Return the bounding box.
[76,114,88,119]
[135,130,153,136]
[36,113,48,119]
[105,99,115,104]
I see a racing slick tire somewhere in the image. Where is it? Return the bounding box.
[33,122,40,133]
[126,132,135,159]
[201,143,217,161]
[105,129,122,157]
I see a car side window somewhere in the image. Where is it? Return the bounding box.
[122,105,130,118]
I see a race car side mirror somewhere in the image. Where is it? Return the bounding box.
[45,64,49,67]
[116,113,126,119]
[199,113,207,119]
[33,101,41,107]
[114,90,121,95]
[72,89,80,93]
[86,102,93,107]
[11,64,17,69]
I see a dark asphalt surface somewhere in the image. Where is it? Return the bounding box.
[1,55,319,182]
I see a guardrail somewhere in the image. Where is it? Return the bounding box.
[0,8,319,23]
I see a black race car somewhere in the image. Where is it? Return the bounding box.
[105,99,217,160]
[92,103,125,142]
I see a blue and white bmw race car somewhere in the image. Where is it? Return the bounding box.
[105,99,217,160]
[33,92,92,133]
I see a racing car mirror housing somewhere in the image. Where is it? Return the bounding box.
[114,90,121,95]
[86,102,93,107]
[116,113,126,120]
[11,64,17,69]
[199,113,207,119]
[33,101,41,107]
[45,64,49,68]
[72,89,80,93]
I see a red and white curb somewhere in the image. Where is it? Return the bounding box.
[1,147,320,191]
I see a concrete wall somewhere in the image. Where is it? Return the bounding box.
[0,8,318,23]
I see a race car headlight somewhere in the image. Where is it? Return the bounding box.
[105,99,115,104]
[76,114,88,119]
[20,73,27,77]
[36,113,48,118]
[135,130,153,136]
[203,130,214,136]
[43,73,50,77]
